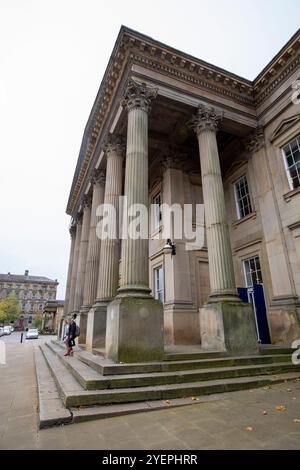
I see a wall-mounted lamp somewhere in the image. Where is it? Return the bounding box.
[163,239,176,256]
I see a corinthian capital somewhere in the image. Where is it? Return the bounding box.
[121,79,158,113]
[69,223,76,238]
[104,134,125,158]
[244,127,265,154]
[82,194,92,209]
[190,104,222,135]
[90,168,106,186]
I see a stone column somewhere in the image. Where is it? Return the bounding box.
[192,104,257,354]
[63,224,76,316]
[83,170,106,307]
[74,196,92,344]
[91,135,124,349]
[106,79,164,363]
[84,169,106,351]
[68,217,82,315]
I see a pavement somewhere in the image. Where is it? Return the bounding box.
[0,332,300,450]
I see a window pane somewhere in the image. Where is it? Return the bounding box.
[293,149,300,163]
[283,136,300,190]
[290,140,298,153]
[244,256,262,286]
[234,176,252,219]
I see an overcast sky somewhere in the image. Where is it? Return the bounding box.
[0,0,299,298]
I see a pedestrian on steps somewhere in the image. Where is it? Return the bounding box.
[64,314,77,356]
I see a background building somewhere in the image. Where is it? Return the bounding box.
[42,300,65,335]
[0,270,58,328]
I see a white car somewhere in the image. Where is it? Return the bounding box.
[3,326,11,335]
[0,327,4,337]
[26,328,39,340]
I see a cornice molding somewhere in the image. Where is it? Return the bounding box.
[253,30,300,105]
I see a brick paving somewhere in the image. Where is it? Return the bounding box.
[1,333,300,450]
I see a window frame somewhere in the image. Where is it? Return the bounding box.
[243,255,263,287]
[152,191,162,231]
[153,265,164,303]
[282,135,300,191]
[233,175,253,220]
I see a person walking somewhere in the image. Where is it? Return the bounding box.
[64,314,77,356]
[62,319,70,352]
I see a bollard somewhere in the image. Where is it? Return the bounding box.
[20,332,23,343]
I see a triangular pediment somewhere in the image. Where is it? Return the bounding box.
[271,113,300,141]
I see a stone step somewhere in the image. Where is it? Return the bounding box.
[164,351,227,361]
[49,371,300,408]
[69,372,300,423]
[75,348,292,376]
[259,345,295,355]
[34,347,72,428]
[70,395,228,423]
[39,344,85,404]
[35,345,300,426]
[45,342,109,390]
[42,344,300,390]
[52,339,294,371]
[45,341,300,392]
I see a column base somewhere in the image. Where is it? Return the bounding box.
[268,299,300,344]
[200,299,258,355]
[85,302,109,351]
[78,307,89,345]
[106,296,164,363]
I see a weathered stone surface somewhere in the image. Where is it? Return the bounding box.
[106,296,164,363]
[200,300,258,355]
[34,348,72,428]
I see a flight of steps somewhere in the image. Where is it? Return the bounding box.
[35,339,300,428]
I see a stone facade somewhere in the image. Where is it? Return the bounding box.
[42,300,65,334]
[0,270,58,328]
[64,27,300,360]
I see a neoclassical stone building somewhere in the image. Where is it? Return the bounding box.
[64,27,300,362]
[0,270,58,328]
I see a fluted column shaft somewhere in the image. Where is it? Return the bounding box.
[68,220,82,314]
[192,105,237,298]
[74,199,91,311]
[83,171,106,307]
[119,81,157,296]
[96,140,124,301]
[64,226,76,315]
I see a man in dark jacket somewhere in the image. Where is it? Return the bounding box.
[64,314,77,356]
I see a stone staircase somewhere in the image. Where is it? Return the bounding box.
[35,339,300,428]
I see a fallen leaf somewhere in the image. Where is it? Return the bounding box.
[275,405,286,411]
[293,419,300,423]
[245,427,254,432]
[262,410,268,415]
[191,397,199,401]
[164,400,171,405]
[286,388,292,392]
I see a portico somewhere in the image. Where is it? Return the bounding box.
[63,26,300,362]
